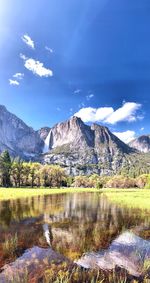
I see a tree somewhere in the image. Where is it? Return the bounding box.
[22,163,31,186]
[73,175,94,188]
[29,163,41,187]
[39,165,66,188]
[40,165,51,187]
[50,165,66,187]
[11,158,24,187]
[0,151,12,187]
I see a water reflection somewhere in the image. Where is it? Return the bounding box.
[0,193,149,260]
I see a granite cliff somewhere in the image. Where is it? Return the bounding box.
[129,135,150,153]
[0,105,43,158]
[42,116,134,175]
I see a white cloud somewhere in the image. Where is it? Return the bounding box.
[45,46,53,53]
[20,54,53,77]
[74,89,81,94]
[75,107,113,123]
[13,73,24,80]
[105,102,141,124]
[86,94,94,100]
[74,102,142,124]
[9,79,19,86]
[140,127,144,131]
[21,34,35,49]
[56,107,61,111]
[113,130,136,144]
[20,53,27,60]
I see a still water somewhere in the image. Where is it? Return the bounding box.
[0,192,149,265]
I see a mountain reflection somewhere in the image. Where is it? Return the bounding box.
[0,192,149,259]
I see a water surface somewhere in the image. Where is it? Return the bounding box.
[0,192,149,264]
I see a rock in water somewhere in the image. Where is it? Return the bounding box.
[76,231,150,277]
[0,246,69,282]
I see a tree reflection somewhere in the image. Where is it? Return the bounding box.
[0,193,149,260]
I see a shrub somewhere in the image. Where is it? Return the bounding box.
[135,174,150,188]
[105,175,136,188]
[73,176,94,188]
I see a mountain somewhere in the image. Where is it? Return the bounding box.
[129,135,150,153]
[1,104,146,176]
[42,116,134,175]
[0,105,43,158]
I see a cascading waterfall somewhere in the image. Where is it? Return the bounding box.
[43,130,51,153]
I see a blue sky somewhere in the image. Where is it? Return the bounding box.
[0,0,150,143]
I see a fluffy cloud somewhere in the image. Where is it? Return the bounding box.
[21,34,35,49]
[74,107,114,123]
[20,54,53,77]
[105,102,141,124]
[74,102,142,124]
[113,130,136,144]
[13,73,24,80]
[9,79,19,86]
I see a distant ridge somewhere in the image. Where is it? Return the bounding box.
[129,135,150,153]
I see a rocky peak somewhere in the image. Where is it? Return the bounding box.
[0,105,7,112]
[43,116,94,152]
[91,123,132,154]
[0,105,43,157]
[129,135,150,153]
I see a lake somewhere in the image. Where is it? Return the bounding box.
[0,192,149,280]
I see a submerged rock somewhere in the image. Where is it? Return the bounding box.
[0,246,69,282]
[76,231,150,277]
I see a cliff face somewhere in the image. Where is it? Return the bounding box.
[129,135,150,153]
[42,116,134,175]
[0,105,43,158]
[43,117,94,150]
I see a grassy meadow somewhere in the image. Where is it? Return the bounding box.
[104,189,150,210]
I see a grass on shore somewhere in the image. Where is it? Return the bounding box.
[0,187,99,201]
[104,189,150,210]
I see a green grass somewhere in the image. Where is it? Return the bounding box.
[0,187,99,201]
[103,188,150,210]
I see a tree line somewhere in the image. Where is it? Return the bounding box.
[0,151,66,188]
[0,150,150,189]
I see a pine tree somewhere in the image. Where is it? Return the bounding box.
[0,150,12,187]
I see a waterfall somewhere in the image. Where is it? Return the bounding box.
[43,130,51,153]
